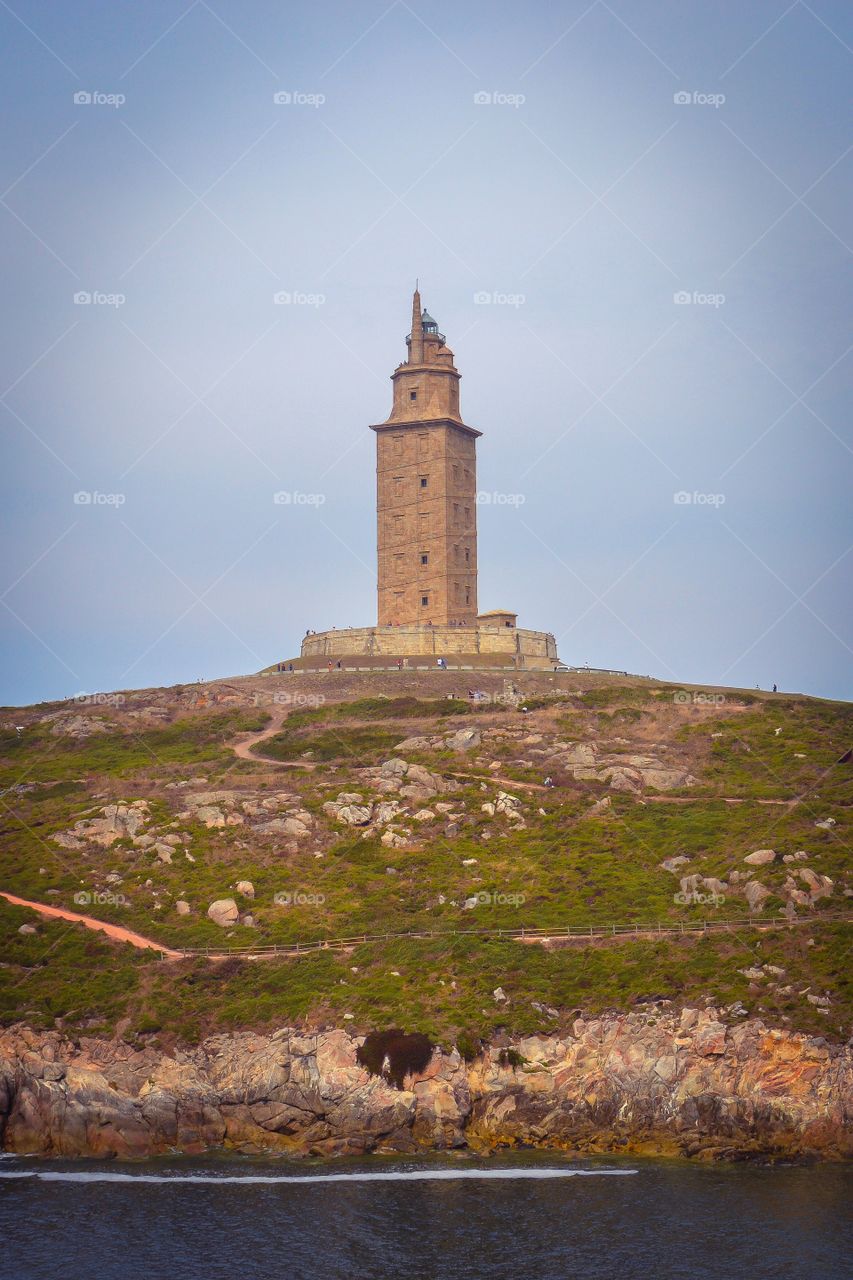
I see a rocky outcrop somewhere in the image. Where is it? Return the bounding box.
[1,1009,849,1162]
[178,790,314,840]
[52,801,151,850]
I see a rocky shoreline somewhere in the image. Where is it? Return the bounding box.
[1,1008,850,1162]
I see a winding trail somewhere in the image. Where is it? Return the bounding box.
[230,710,318,769]
[0,891,183,958]
[231,710,287,761]
[227,713,804,805]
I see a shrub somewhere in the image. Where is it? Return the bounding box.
[356,1028,433,1089]
[336,697,471,720]
[455,1030,482,1062]
[497,1048,525,1070]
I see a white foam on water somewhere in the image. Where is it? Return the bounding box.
[0,1166,637,1185]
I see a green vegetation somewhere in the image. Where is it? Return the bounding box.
[334,696,472,720]
[260,725,402,762]
[678,699,852,802]
[497,1048,525,1070]
[0,709,267,787]
[1,676,849,1048]
[2,898,848,1047]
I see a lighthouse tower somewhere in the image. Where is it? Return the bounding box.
[295,286,559,670]
[371,287,481,627]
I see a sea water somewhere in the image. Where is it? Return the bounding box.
[0,1151,850,1279]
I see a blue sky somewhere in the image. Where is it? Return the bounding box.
[1,0,851,705]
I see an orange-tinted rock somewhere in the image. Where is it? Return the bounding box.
[1,1011,850,1161]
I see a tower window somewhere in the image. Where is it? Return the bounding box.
[420,476,428,488]
[420,552,429,565]
[410,391,417,401]
[465,588,470,605]
[465,547,470,563]
[421,595,429,607]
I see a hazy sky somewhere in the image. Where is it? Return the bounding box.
[2,0,851,706]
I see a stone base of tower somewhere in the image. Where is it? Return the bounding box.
[295,623,560,670]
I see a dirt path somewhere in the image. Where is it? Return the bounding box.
[231,710,287,760]
[229,711,319,770]
[447,770,550,793]
[1,891,183,959]
[643,795,797,806]
[229,722,799,804]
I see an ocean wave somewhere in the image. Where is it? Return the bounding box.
[0,1166,638,1185]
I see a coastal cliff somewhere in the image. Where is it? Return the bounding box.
[2,1007,850,1162]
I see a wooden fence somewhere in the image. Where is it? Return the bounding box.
[165,912,850,960]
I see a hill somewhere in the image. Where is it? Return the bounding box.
[1,667,850,1053]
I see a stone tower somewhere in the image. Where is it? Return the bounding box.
[371,288,481,627]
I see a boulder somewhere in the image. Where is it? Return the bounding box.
[322,796,373,826]
[660,856,690,873]
[798,869,833,902]
[380,829,409,849]
[236,881,255,899]
[494,791,522,817]
[560,744,598,767]
[639,767,693,791]
[195,806,226,828]
[744,849,776,866]
[379,758,409,779]
[373,801,402,825]
[207,899,239,927]
[256,816,311,838]
[337,804,373,827]
[743,881,772,912]
[585,796,611,818]
[601,767,643,794]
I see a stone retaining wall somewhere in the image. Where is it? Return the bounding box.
[300,625,559,669]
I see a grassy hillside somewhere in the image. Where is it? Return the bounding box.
[1,672,850,1049]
